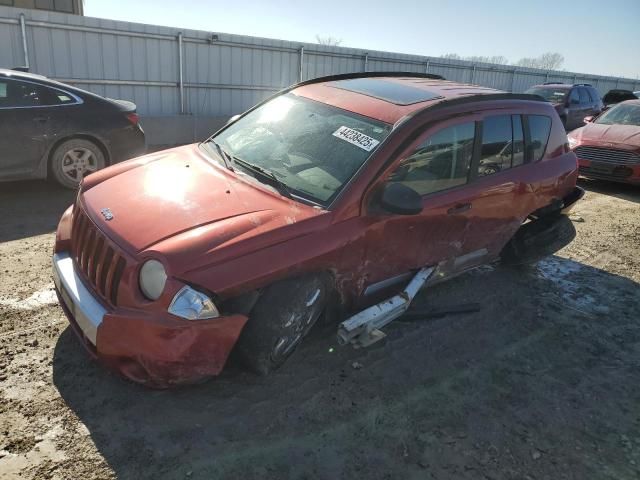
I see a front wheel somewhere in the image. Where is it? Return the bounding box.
[234,275,329,375]
[50,138,106,189]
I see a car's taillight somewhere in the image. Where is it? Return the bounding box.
[126,112,140,126]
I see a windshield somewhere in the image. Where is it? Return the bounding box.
[206,93,392,205]
[595,103,640,126]
[525,87,568,104]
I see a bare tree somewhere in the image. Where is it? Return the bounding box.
[441,53,508,65]
[517,52,564,70]
[315,35,342,46]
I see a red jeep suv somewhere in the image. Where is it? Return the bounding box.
[53,73,583,387]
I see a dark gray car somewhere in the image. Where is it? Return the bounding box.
[0,69,146,188]
[525,83,603,131]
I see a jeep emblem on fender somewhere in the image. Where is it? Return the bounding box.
[100,208,114,221]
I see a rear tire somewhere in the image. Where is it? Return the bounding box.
[235,275,329,375]
[50,138,106,189]
[501,215,576,266]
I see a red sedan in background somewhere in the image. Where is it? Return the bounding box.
[569,99,640,185]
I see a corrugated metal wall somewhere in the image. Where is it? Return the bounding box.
[1,5,638,117]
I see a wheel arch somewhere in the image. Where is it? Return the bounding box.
[220,269,343,318]
[46,133,111,178]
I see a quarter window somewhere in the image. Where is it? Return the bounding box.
[527,115,552,161]
[389,122,475,195]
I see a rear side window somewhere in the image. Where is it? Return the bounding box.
[578,88,590,104]
[0,80,44,107]
[527,115,552,161]
[390,122,475,195]
[568,89,580,105]
[478,114,526,177]
[0,79,77,108]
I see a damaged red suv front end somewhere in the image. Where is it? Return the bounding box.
[53,145,327,387]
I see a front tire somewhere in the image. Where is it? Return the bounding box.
[50,138,106,189]
[235,275,329,375]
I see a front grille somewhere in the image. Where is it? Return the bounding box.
[579,166,633,180]
[575,146,640,165]
[71,207,126,306]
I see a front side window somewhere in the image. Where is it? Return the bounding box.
[595,103,640,126]
[389,122,475,196]
[527,115,552,161]
[209,93,392,205]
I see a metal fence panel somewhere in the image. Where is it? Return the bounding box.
[1,5,638,118]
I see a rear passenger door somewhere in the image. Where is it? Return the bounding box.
[566,88,582,129]
[0,78,51,177]
[456,113,529,265]
[577,87,593,126]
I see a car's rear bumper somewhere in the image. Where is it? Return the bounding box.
[109,126,147,164]
[577,158,640,185]
[53,251,248,388]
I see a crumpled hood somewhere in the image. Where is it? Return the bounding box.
[81,145,327,271]
[571,123,640,149]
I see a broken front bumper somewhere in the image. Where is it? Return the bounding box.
[53,252,248,388]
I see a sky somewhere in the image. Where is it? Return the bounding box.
[85,0,640,79]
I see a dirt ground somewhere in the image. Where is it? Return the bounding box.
[0,178,639,480]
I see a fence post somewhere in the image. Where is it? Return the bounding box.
[511,69,516,92]
[425,60,430,74]
[363,53,368,72]
[177,32,185,114]
[19,14,30,70]
[470,65,476,84]
[298,47,304,82]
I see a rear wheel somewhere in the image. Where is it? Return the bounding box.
[235,275,329,375]
[501,215,576,266]
[50,138,106,189]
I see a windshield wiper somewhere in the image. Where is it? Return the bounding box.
[209,140,234,171]
[230,156,293,199]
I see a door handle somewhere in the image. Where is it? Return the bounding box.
[447,203,472,215]
[33,116,49,123]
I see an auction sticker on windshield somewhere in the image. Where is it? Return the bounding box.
[332,126,380,152]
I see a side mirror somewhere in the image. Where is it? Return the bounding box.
[583,115,594,123]
[570,98,580,105]
[379,182,423,215]
[226,114,241,125]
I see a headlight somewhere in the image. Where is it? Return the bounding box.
[168,286,219,320]
[568,136,579,149]
[139,259,167,300]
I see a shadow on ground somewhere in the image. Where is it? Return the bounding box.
[52,256,640,480]
[0,181,75,243]
[578,177,640,204]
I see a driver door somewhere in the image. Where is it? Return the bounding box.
[357,116,481,303]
